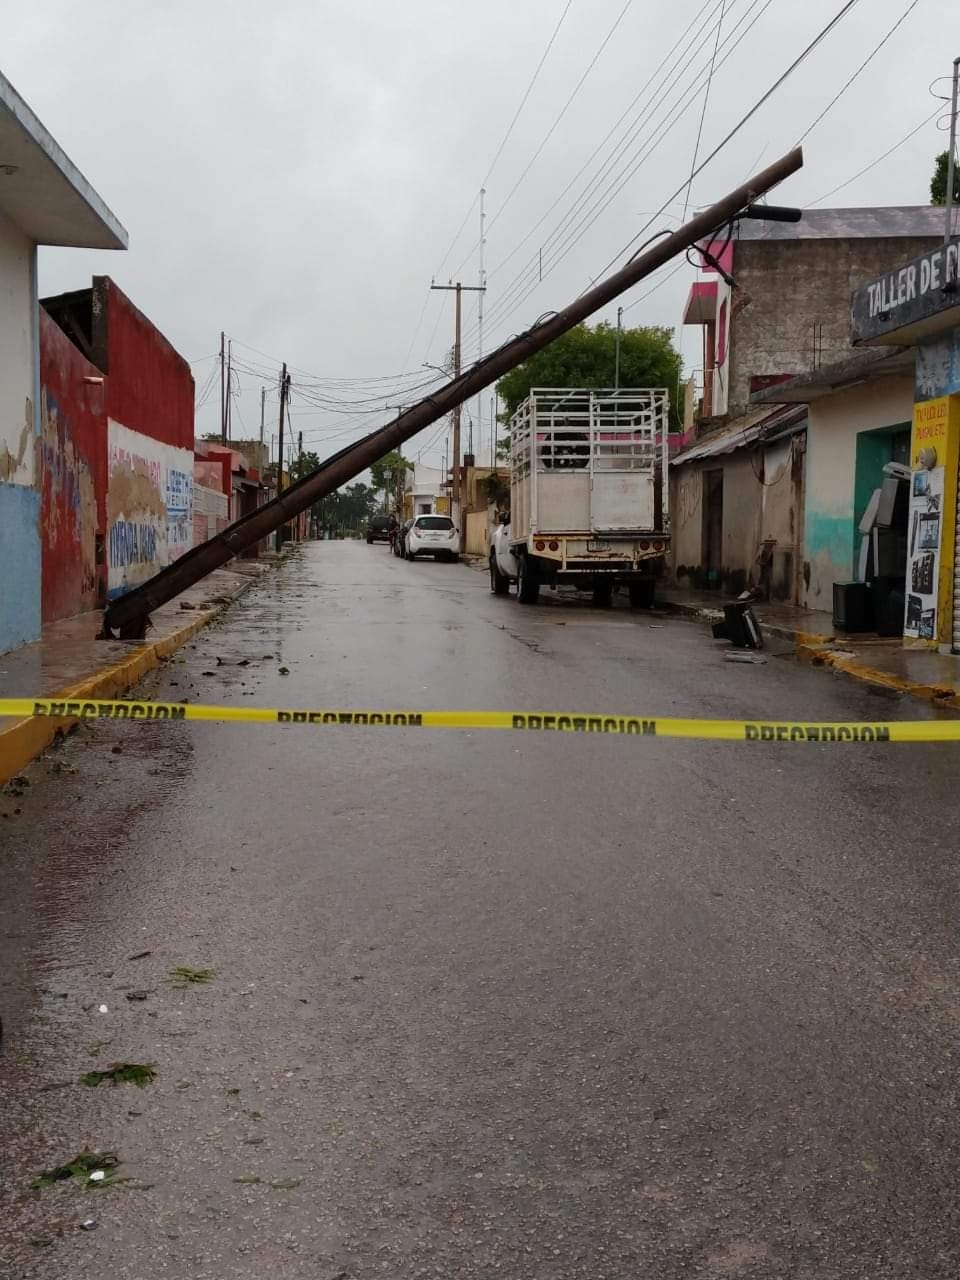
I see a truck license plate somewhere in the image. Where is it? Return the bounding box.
[587,539,611,553]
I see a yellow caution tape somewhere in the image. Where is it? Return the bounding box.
[0,697,958,742]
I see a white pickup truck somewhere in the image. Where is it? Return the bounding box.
[489,387,670,607]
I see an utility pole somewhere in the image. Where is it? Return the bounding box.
[225,339,233,443]
[491,394,496,468]
[259,386,266,446]
[945,55,960,245]
[297,430,304,540]
[614,306,623,390]
[476,188,486,465]
[219,331,226,444]
[276,363,289,547]
[431,280,485,529]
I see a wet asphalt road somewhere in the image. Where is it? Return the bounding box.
[2,540,960,1279]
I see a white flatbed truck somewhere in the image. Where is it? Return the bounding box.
[490,387,670,607]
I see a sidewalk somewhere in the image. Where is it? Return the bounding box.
[658,587,836,645]
[659,586,960,708]
[0,558,276,785]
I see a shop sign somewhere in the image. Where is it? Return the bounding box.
[851,238,960,343]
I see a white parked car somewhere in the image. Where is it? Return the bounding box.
[405,515,459,562]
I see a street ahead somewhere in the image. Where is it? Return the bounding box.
[2,541,960,1279]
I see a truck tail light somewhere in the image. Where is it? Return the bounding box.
[548,540,559,551]
[653,541,664,552]
[640,540,650,551]
[535,540,546,551]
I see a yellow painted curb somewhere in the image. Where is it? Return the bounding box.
[798,643,960,707]
[0,608,217,787]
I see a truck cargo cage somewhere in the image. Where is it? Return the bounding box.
[509,389,670,538]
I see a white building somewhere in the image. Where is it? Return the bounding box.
[0,70,126,654]
[405,462,446,516]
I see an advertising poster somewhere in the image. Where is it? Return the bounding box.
[904,395,960,645]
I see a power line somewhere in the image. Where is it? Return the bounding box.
[473,0,771,338]
[472,0,773,343]
[432,0,576,279]
[682,0,726,221]
[471,0,862,355]
[796,0,923,144]
[451,0,636,278]
[806,106,941,206]
[482,0,722,287]
[592,0,865,283]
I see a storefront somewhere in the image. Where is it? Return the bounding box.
[851,235,960,650]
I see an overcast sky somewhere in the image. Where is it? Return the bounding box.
[4,0,956,467]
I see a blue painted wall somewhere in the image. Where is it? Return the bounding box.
[0,482,42,655]
[916,329,960,400]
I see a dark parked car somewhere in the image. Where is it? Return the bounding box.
[393,518,414,557]
[366,514,396,545]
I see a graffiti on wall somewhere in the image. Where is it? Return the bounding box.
[40,387,99,613]
[107,420,193,599]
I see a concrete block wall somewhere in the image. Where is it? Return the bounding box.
[728,236,940,417]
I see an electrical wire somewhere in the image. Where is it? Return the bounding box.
[228,337,437,388]
[472,0,772,340]
[470,0,773,344]
[432,0,576,279]
[481,0,722,287]
[806,106,940,206]
[795,0,922,144]
[451,0,636,278]
[592,0,865,283]
[681,0,726,221]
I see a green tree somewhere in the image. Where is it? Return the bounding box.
[370,449,411,500]
[495,322,682,445]
[930,150,960,206]
[314,481,379,536]
[290,449,321,481]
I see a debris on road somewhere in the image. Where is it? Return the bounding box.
[724,651,768,665]
[128,950,152,961]
[270,1176,302,1190]
[712,602,763,649]
[81,1063,157,1088]
[33,1151,120,1189]
[169,966,215,987]
[125,990,152,1002]
[79,1218,99,1231]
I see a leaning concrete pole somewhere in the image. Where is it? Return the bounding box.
[103,147,803,638]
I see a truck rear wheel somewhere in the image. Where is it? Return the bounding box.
[592,581,614,608]
[629,579,656,609]
[516,555,540,605]
[489,553,510,595]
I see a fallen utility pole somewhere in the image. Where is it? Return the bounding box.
[102,146,802,638]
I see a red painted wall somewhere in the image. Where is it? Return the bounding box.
[98,278,194,447]
[38,308,107,621]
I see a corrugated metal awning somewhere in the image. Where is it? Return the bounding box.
[671,405,806,465]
